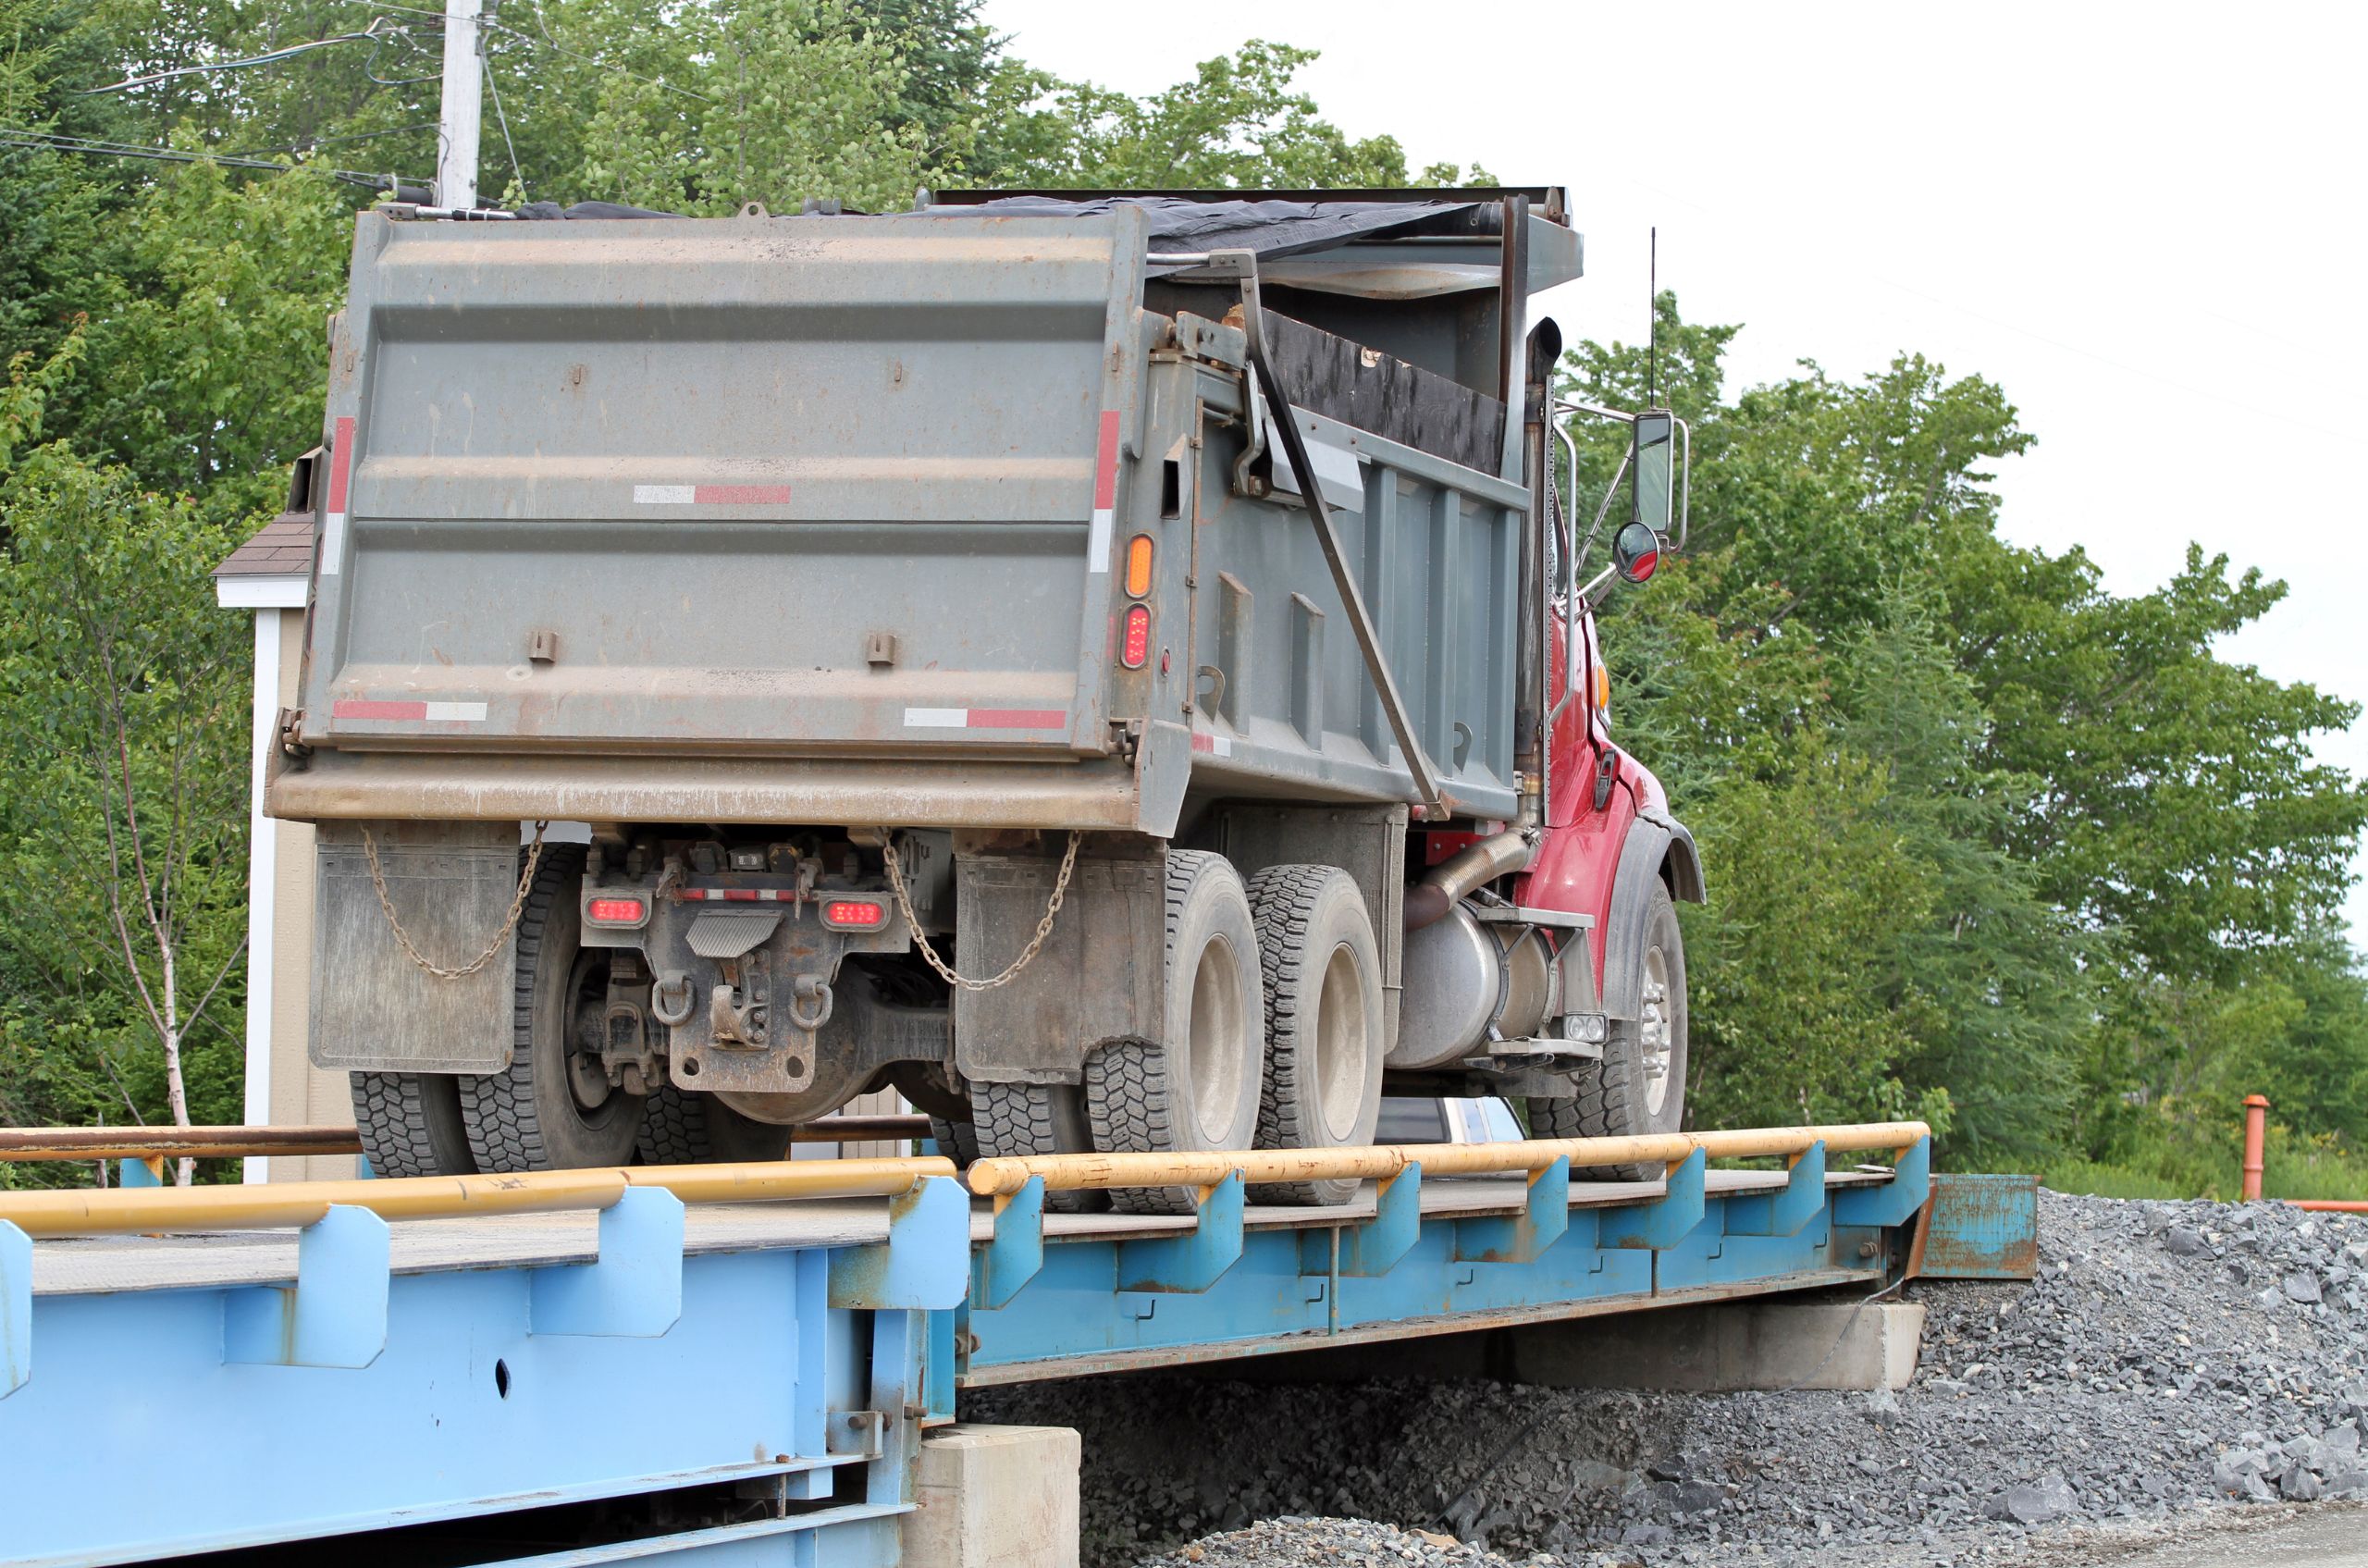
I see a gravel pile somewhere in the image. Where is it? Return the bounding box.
[967,1192,2368,1566]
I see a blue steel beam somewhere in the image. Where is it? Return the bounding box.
[2,1218,27,1397]
[972,1176,1045,1309]
[222,1201,391,1368]
[1598,1148,1708,1251]
[1303,1163,1424,1278]
[957,1154,1940,1382]
[531,1187,685,1338]
[2,1203,959,1565]
[1724,1142,1828,1238]
[1116,1172,1246,1293]
[1453,1156,1573,1264]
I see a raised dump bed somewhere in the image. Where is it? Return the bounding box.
[0,1124,2018,1567]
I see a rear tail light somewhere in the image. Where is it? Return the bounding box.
[586,895,648,926]
[1120,604,1151,669]
[1124,535,1154,598]
[821,899,888,931]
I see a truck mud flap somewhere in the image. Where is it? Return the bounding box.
[308,821,522,1074]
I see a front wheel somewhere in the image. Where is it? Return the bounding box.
[1529,880,1689,1181]
[462,846,647,1171]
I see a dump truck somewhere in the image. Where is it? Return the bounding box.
[264,186,1704,1205]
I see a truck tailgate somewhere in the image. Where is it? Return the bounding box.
[301,209,1147,759]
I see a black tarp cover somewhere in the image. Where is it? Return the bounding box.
[512,195,1474,272]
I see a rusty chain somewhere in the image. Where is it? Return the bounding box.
[881,829,1080,992]
[362,821,548,982]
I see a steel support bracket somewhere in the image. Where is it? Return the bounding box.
[1306,1163,1424,1278]
[1116,1171,1245,1293]
[831,1176,969,1310]
[222,1202,390,1369]
[1723,1142,1828,1238]
[1,1219,27,1398]
[1454,1156,1573,1264]
[1832,1137,1930,1230]
[530,1186,684,1338]
[971,1175,1046,1310]
[1598,1147,1708,1251]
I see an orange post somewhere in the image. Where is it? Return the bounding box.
[2241,1094,2270,1202]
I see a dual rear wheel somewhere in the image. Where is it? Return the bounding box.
[351,846,788,1179]
[964,851,1388,1212]
[352,845,1394,1196]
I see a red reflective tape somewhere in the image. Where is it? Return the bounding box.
[1092,410,1121,510]
[967,708,1067,730]
[693,484,792,505]
[1190,732,1215,753]
[332,699,427,721]
[327,415,355,512]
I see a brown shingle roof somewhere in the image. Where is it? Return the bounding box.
[214,512,315,578]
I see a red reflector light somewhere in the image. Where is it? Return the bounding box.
[822,899,887,930]
[1120,604,1151,669]
[586,896,646,924]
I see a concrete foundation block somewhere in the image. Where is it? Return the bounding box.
[1506,1299,1926,1392]
[904,1423,1079,1568]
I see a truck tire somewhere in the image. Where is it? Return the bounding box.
[1243,865,1385,1205]
[971,1081,1101,1213]
[461,846,647,1172]
[351,1070,476,1177]
[1086,849,1265,1215]
[927,1116,980,1167]
[1529,880,1689,1181]
[637,1082,795,1164]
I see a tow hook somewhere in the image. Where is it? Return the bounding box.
[650,970,696,1026]
[1592,747,1620,812]
[786,976,834,1033]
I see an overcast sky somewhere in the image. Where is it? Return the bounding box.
[984,0,2368,942]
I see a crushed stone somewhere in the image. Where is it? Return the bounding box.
[965,1191,2368,1566]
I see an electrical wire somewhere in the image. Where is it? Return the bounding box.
[481,52,527,201]
[489,3,713,103]
[0,129,407,191]
[79,23,413,95]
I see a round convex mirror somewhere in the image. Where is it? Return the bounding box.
[1612,521,1663,584]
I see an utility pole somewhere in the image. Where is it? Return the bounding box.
[435,0,484,209]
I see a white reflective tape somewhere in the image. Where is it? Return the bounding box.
[633,484,697,504]
[319,512,346,576]
[1207,735,1232,757]
[423,701,488,722]
[1087,506,1115,573]
[903,707,968,728]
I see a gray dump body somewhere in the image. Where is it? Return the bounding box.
[273,198,1582,835]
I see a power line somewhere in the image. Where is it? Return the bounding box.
[481,54,526,200]
[0,129,409,191]
[79,24,415,95]
[488,5,713,104]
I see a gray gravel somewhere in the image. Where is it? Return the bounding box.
[967,1192,2368,1566]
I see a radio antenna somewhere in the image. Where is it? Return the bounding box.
[1646,226,1659,407]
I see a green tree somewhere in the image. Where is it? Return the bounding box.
[0,341,252,1178]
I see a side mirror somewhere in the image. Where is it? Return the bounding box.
[1612,521,1661,584]
[1631,410,1675,538]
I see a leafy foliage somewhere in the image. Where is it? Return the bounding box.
[1565,294,2366,1174]
[0,0,2357,1202]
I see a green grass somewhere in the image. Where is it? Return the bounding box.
[2037,1157,2196,1202]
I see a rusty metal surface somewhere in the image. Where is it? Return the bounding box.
[1910,1172,2038,1280]
[0,1126,364,1161]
